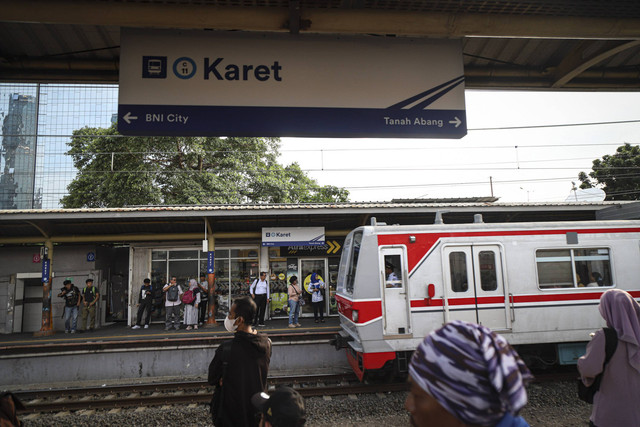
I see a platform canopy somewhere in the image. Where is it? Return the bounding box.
[1,0,640,90]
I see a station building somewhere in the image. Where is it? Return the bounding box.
[0,199,629,334]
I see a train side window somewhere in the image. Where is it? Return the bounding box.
[536,249,573,288]
[478,251,498,291]
[449,251,468,292]
[384,254,403,288]
[536,248,613,289]
[574,248,612,287]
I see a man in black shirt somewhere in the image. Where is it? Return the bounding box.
[208,297,271,427]
[57,279,80,333]
[132,278,153,329]
[80,278,99,332]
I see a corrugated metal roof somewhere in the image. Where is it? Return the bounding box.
[0,200,627,216]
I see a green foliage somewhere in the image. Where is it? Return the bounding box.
[60,125,349,208]
[578,143,640,200]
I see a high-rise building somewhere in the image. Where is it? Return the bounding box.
[0,84,118,209]
[0,93,40,209]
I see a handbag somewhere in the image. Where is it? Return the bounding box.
[577,327,618,404]
[291,284,305,305]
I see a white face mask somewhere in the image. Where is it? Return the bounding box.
[224,315,238,333]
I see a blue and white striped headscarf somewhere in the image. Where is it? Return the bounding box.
[409,320,533,426]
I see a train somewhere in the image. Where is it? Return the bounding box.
[332,215,640,381]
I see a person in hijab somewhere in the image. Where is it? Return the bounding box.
[405,320,533,427]
[309,272,325,323]
[184,279,201,330]
[578,289,640,427]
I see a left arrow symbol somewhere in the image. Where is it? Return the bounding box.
[123,112,138,124]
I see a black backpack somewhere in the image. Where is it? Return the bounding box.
[167,284,180,302]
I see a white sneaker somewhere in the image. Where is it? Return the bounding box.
[131,325,141,329]
[144,324,149,329]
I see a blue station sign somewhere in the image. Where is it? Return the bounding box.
[118,29,467,139]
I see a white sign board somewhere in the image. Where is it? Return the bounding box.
[118,28,466,138]
[262,227,325,247]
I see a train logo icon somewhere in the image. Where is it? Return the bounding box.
[142,56,167,79]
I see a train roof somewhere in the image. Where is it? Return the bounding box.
[357,217,640,235]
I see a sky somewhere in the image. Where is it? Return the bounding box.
[280,90,640,203]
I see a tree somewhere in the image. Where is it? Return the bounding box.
[60,125,349,208]
[578,143,640,201]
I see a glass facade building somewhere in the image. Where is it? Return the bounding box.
[0,83,118,209]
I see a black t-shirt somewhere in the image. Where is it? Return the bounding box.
[61,286,80,307]
[82,286,98,304]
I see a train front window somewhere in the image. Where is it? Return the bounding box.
[339,230,362,295]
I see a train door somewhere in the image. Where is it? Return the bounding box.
[380,247,412,337]
[443,244,509,331]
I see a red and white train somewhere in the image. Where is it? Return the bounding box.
[333,216,640,381]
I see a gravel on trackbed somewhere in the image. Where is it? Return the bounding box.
[21,380,592,426]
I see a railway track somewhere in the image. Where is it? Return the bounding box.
[14,367,576,415]
[15,373,409,414]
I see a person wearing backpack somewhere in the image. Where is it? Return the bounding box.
[208,296,271,427]
[57,278,81,333]
[79,278,99,332]
[578,289,640,427]
[162,276,183,331]
[183,279,201,330]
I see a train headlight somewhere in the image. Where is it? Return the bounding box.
[352,310,359,323]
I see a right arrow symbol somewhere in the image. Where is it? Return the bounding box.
[449,117,461,128]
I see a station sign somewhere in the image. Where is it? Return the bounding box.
[118,28,466,138]
[262,227,325,247]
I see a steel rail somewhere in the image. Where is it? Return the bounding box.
[15,373,358,401]
[18,379,407,414]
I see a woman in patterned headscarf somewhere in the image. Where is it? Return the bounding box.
[578,289,640,427]
[405,320,533,427]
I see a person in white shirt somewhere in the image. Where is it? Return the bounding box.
[250,272,270,327]
[162,276,184,331]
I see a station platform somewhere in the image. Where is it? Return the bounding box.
[0,317,349,387]
[0,316,341,353]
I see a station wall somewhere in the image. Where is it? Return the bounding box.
[0,245,117,333]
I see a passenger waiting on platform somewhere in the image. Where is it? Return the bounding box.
[208,296,271,427]
[132,278,153,329]
[287,276,302,328]
[250,272,270,327]
[58,278,81,333]
[405,320,533,427]
[578,289,640,427]
[80,278,99,332]
[252,386,306,427]
[198,273,209,325]
[184,279,201,330]
[163,276,183,331]
[310,272,325,323]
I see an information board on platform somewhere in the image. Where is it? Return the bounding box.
[118,28,466,138]
[262,227,325,247]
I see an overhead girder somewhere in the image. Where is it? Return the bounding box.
[2,1,640,88]
[552,40,640,88]
[3,0,640,39]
